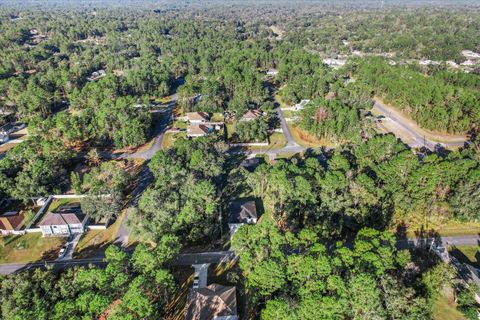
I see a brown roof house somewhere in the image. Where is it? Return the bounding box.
[187,112,210,124]
[0,210,25,235]
[240,109,263,122]
[187,124,214,138]
[38,204,88,237]
[228,200,258,235]
[185,284,238,320]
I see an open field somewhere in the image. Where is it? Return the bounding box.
[433,293,465,320]
[162,132,186,149]
[0,233,65,263]
[289,125,336,148]
[74,211,125,258]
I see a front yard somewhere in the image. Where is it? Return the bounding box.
[448,245,479,268]
[0,233,65,263]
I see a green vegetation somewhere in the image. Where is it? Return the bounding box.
[0,233,64,263]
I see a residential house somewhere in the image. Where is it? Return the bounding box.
[322,58,346,68]
[240,109,263,121]
[228,200,258,235]
[187,112,210,124]
[293,99,311,111]
[266,68,278,76]
[87,69,106,82]
[38,204,88,236]
[185,284,238,320]
[0,210,25,235]
[187,124,214,138]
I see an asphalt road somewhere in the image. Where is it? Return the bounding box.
[373,100,467,150]
[0,258,106,275]
[276,107,299,147]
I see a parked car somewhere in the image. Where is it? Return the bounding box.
[193,276,200,288]
[58,245,68,259]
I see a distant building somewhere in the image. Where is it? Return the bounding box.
[0,210,25,235]
[87,69,106,82]
[322,58,346,68]
[228,200,258,235]
[185,284,238,320]
[241,109,263,121]
[266,68,278,76]
[0,123,15,136]
[38,204,87,237]
[294,99,311,111]
[186,112,210,124]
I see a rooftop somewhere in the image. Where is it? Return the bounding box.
[228,200,257,224]
[187,112,210,122]
[185,284,237,320]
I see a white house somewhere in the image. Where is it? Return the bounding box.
[294,99,311,111]
[228,200,258,236]
[38,204,88,237]
[186,112,210,124]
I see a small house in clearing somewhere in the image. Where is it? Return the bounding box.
[241,109,263,122]
[185,284,238,320]
[294,99,311,111]
[228,200,258,235]
[187,112,210,124]
[38,203,88,237]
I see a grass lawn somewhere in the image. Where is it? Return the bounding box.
[210,113,224,122]
[449,245,479,268]
[48,198,81,212]
[289,125,336,148]
[403,219,480,238]
[0,233,65,263]
[225,122,235,139]
[162,132,186,149]
[268,132,287,149]
[74,211,125,259]
[282,110,299,119]
[172,120,188,129]
[433,293,465,320]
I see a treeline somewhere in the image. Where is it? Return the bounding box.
[352,58,480,133]
[0,243,179,319]
[127,138,228,243]
[242,135,479,235]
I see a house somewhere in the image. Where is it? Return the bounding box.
[38,204,87,236]
[187,124,213,138]
[228,200,258,235]
[187,112,210,124]
[185,284,238,320]
[0,134,9,144]
[322,58,346,68]
[0,210,25,235]
[294,99,311,111]
[266,68,278,76]
[241,109,263,121]
[87,69,106,81]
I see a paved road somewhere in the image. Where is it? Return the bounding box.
[172,251,235,266]
[373,100,467,150]
[0,258,106,275]
[276,107,299,147]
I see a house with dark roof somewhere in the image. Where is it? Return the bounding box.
[0,210,25,235]
[185,284,238,320]
[187,124,214,138]
[228,200,258,235]
[0,134,9,144]
[38,204,88,236]
[187,112,210,124]
[0,123,14,136]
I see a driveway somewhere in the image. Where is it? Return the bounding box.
[276,107,299,147]
[56,234,82,261]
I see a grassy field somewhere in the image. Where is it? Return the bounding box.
[0,233,65,263]
[449,245,479,268]
[172,120,188,129]
[162,132,186,149]
[74,211,125,258]
[268,132,287,149]
[210,113,224,122]
[289,125,335,148]
[48,198,81,212]
[433,293,465,320]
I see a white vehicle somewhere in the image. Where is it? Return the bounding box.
[58,245,68,259]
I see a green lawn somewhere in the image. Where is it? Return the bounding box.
[211,113,224,122]
[268,132,287,149]
[433,294,465,320]
[48,198,81,212]
[162,132,186,149]
[449,245,479,268]
[0,233,65,263]
[172,120,188,129]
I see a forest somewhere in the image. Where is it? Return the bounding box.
[0,2,479,320]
